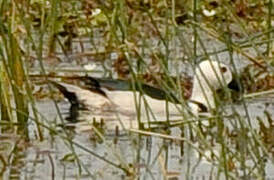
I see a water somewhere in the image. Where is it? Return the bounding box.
[1,95,273,179]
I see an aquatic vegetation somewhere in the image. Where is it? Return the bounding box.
[0,0,273,179]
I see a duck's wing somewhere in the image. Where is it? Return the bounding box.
[74,76,179,103]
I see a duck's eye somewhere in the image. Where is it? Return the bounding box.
[220,66,227,73]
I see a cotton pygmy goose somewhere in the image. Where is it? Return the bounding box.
[51,60,238,120]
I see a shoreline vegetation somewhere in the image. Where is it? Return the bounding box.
[0,0,273,179]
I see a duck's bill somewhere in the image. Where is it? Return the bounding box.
[228,78,241,92]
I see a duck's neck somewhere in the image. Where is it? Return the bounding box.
[190,78,216,110]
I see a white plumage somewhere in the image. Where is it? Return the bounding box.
[54,60,234,123]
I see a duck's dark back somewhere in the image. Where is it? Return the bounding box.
[93,78,179,103]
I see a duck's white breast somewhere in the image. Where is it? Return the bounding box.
[105,90,185,118]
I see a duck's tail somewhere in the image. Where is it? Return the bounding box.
[49,80,80,122]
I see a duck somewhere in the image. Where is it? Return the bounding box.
[50,60,239,122]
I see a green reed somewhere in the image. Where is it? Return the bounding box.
[0,0,29,138]
[0,0,272,179]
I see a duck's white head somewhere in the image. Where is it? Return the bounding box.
[190,60,233,113]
